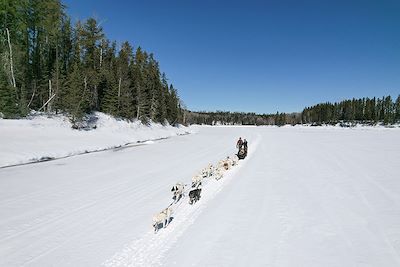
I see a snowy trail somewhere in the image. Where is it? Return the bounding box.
[1,126,400,266]
[103,135,261,267]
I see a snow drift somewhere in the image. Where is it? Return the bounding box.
[0,112,192,168]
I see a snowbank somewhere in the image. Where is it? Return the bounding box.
[0,112,193,168]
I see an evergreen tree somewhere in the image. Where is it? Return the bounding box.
[132,47,150,122]
[0,69,19,118]
[159,73,169,124]
[80,18,104,110]
[116,41,135,119]
[99,40,118,115]
[63,63,89,124]
[395,95,400,122]
[383,95,394,124]
[167,84,180,124]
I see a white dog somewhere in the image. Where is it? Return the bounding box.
[200,164,214,178]
[153,206,173,233]
[229,156,238,166]
[217,159,227,170]
[214,168,224,180]
[220,156,238,171]
[192,174,203,188]
[171,182,185,203]
[218,158,232,171]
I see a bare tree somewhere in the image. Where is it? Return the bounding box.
[6,28,16,89]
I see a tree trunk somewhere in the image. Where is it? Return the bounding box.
[94,84,98,109]
[55,45,59,111]
[27,86,36,108]
[6,28,16,89]
[39,93,56,112]
[118,77,121,108]
[84,76,87,91]
[100,48,103,67]
[48,79,52,112]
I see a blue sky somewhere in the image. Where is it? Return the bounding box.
[64,0,400,113]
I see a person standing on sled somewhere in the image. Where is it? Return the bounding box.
[236,137,243,151]
[243,139,248,154]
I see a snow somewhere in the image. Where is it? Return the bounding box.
[0,112,192,168]
[0,125,400,266]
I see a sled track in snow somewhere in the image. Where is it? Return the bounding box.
[102,135,261,267]
[0,133,190,169]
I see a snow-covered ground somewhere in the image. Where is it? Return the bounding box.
[1,125,400,266]
[0,112,192,168]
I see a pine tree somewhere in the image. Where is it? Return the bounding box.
[167,84,179,124]
[0,0,27,115]
[0,69,19,118]
[117,42,135,119]
[364,97,375,122]
[64,63,89,125]
[133,47,150,122]
[383,95,394,124]
[158,73,169,124]
[377,97,385,122]
[80,18,104,110]
[99,40,118,115]
[395,95,400,122]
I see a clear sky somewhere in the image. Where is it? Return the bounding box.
[63,0,399,114]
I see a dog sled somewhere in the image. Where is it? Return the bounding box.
[237,148,247,160]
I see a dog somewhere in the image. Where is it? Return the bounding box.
[217,159,227,170]
[189,188,202,204]
[229,156,238,166]
[214,168,224,180]
[192,174,203,188]
[200,164,214,178]
[223,161,230,170]
[152,206,173,233]
[171,182,185,203]
[218,157,232,171]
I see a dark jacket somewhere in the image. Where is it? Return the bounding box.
[237,139,243,148]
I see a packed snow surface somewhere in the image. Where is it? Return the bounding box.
[0,125,400,266]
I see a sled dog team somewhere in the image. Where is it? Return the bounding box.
[152,137,247,233]
[152,156,238,232]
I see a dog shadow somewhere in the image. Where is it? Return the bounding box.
[173,194,184,203]
[154,216,174,232]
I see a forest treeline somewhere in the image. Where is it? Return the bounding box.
[301,96,400,125]
[0,0,183,125]
[184,110,300,126]
[186,95,400,126]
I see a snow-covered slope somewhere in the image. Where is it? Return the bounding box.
[0,126,399,266]
[0,112,192,168]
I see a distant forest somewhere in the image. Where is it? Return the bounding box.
[0,0,183,125]
[186,95,400,126]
